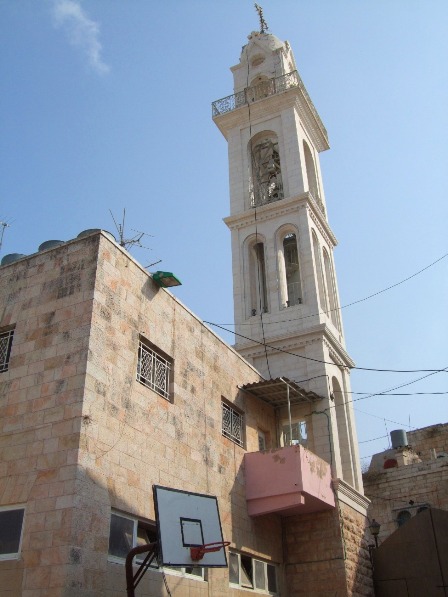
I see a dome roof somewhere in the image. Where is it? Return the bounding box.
[241,31,285,59]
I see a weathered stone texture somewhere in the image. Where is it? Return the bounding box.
[283,503,373,596]
[364,423,448,543]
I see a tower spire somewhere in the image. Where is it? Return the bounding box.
[254,3,268,34]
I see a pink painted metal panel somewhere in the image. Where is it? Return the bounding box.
[244,445,335,516]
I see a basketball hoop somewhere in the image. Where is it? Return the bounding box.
[190,541,230,562]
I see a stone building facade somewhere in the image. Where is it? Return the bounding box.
[0,23,374,597]
[363,424,448,543]
[0,232,372,596]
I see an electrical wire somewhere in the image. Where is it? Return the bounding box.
[210,249,448,326]
[359,434,389,444]
[243,43,272,378]
[345,391,448,396]
[204,320,448,374]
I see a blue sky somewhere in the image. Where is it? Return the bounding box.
[1,1,447,465]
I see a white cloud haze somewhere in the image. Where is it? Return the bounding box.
[52,0,110,74]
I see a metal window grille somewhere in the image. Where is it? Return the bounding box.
[0,329,14,373]
[222,402,243,447]
[137,341,171,400]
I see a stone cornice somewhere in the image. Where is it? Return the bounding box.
[236,323,355,370]
[224,192,337,248]
[333,478,370,516]
[307,200,337,249]
[213,86,329,152]
[236,324,325,360]
[323,330,356,370]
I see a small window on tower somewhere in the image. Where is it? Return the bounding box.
[250,54,265,68]
[250,136,283,207]
[283,233,302,307]
[248,240,268,316]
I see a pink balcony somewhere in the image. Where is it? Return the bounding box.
[244,445,335,517]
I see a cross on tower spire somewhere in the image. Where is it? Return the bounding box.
[254,3,268,34]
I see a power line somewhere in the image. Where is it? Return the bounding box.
[342,390,448,397]
[359,434,388,444]
[210,249,448,327]
[204,320,448,374]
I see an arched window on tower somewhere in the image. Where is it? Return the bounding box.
[332,377,355,487]
[312,231,327,313]
[283,233,302,307]
[250,134,283,207]
[323,248,341,331]
[248,240,268,317]
[303,141,319,201]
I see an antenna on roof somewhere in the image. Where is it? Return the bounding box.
[109,209,154,251]
[254,3,269,34]
[0,219,13,253]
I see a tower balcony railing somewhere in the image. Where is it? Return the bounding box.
[212,71,328,140]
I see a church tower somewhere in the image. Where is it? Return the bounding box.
[213,25,363,492]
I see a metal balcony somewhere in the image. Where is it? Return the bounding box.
[212,71,328,142]
[244,445,335,517]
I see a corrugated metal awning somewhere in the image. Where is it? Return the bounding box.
[241,377,322,408]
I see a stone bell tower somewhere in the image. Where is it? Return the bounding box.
[211,17,374,595]
[213,27,363,492]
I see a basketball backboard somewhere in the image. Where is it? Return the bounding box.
[153,485,228,568]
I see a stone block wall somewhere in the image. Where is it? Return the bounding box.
[283,502,373,597]
[0,234,100,596]
[1,233,372,596]
[407,423,448,460]
[364,423,448,544]
[0,234,285,596]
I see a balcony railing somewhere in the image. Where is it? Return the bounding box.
[212,71,328,140]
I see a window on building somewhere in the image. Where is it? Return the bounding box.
[312,231,327,313]
[249,240,268,316]
[258,430,267,451]
[250,135,283,207]
[303,140,319,201]
[281,421,307,447]
[229,551,278,594]
[0,328,14,373]
[322,249,341,331]
[222,401,244,447]
[163,564,206,580]
[396,510,411,527]
[108,512,205,579]
[0,505,25,560]
[109,512,158,562]
[137,338,172,400]
[283,233,302,307]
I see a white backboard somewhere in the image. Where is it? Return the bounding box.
[153,485,228,568]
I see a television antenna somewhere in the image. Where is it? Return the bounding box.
[109,209,154,251]
[0,219,13,253]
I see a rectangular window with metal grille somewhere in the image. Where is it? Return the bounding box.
[0,328,14,373]
[136,339,172,401]
[222,402,244,447]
